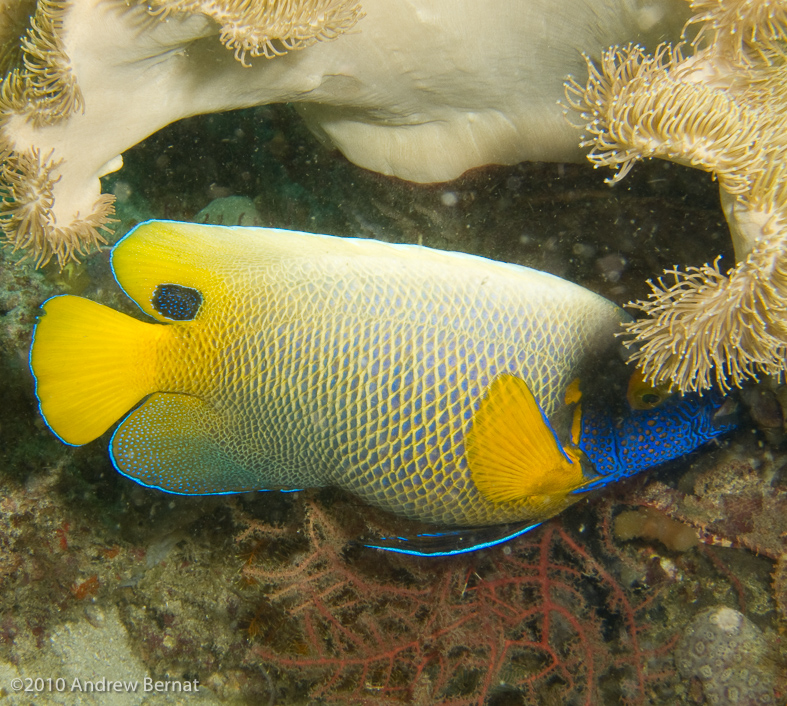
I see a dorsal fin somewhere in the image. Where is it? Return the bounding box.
[111,221,231,323]
[466,374,589,505]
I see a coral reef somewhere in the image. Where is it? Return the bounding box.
[2,95,783,704]
[193,195,264,227]
[637,456,787,634]
[233,494,679,704]
[614,506,699,552]
[0,455,125,663]
[147,0,363,65]
[1,454,780,704]
[640,461,787,563]
[0,0,359,266]
[566,0,787,393]
[0,0,689,265]
[675,606,778,705]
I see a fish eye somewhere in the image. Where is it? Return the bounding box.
[151,283,203,321]
[639,392,662,406]
[626,369,674,410]
[630,388,668,410]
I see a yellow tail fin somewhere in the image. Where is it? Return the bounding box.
[30,295,164,446]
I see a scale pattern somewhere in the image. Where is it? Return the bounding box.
[114,226,627,526]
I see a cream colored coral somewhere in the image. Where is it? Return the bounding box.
[147,0,364,65]
[0,0,688,267]
[566,0,787,393]
[0,0,364,266]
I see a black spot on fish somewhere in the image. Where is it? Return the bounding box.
[151,284,203,321]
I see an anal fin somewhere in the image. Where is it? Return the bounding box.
[111,393,260,495]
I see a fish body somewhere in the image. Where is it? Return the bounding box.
[30,221,735,529]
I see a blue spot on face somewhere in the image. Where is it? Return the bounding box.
[579,390,737,483]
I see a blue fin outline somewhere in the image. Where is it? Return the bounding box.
[29,295,80,448]
[363,521,542,557]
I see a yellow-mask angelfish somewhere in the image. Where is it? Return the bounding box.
[29,221,736,555]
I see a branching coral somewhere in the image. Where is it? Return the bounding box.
[566,0,787,393]
[0,0,688,266]
[234,496,678,704]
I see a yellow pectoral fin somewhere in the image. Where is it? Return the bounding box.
[571,403,583,445]
[466,374,588,505]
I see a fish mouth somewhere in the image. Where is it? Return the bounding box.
[712,396,739,427]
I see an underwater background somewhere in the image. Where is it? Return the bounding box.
[0,103,784,704]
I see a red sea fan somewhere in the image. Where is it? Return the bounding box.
[235,495,674,705]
